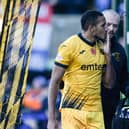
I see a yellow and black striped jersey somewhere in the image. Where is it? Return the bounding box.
[55,33,106,111]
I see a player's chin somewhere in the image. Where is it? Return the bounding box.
[95,35,105,42]
[100,35,106,41]
[104,34,107,38]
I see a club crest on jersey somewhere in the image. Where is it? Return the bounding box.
[112,52,120,62]
[91,48,96,55]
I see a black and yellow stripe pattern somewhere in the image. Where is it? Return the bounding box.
[0,0,40,128]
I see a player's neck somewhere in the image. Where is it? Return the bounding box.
[82,32,95,43]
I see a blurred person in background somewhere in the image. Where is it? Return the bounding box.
[47,10,116,129]
[22,76,48,129]
[94,0,111,11]
[53,0,89,14]
[43,0,58,6]
[101,9,129,129]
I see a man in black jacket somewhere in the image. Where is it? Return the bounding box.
[101,9,129,129]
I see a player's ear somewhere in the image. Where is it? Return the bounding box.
[89,25,96,35]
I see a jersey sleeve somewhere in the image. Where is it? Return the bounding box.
[55,39,74,68]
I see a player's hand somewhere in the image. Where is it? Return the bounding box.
[103,31,111,55]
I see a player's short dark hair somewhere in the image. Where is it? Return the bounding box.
[81,10,104,31]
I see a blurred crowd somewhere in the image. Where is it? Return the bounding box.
[20,75,61,129]
[43,0,123,14]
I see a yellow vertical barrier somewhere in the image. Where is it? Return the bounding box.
[0,0,40,128]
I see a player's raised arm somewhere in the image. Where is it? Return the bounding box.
[102,31,116,89]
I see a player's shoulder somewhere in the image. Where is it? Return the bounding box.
[64,34,79,43]
[60,34,80,48]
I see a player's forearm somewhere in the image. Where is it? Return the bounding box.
[103,54,116,88]
[48,80,59,120]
